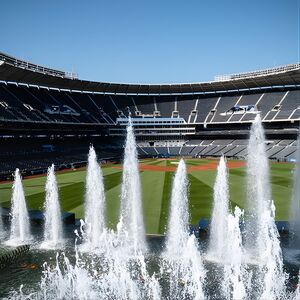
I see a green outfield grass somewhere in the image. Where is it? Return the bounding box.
[0,159,294,234]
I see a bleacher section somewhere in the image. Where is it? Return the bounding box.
[133,96,155,115]
[195,97,218,123]
[0,82,300,126]
[155,96,175,118]
[137,139,299,161]
[211,95,240,123]
[275,91,300,120]
[0,137,123,180]
[0,80,299,165]
[177,97,196,121]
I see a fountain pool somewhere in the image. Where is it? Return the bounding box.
[0,119,300,299]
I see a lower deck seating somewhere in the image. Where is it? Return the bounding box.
[138,139,298,160]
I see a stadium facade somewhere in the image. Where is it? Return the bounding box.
[0,52,299,178]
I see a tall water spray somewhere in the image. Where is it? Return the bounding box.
[165,159,190,254]
[30,129,160,299]
[208,156,246,299]
[117,121,147,253]
[7,169,31,245]
[208,155,229,260]
[41,164,63,248]
[25,139,160,299]
[246,114,286,298]
[246,114,273,256]
[290,131,300,235]
[162,159,205,299]
[84,146,106,248]
[222,207,246,300]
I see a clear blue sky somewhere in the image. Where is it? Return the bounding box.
[0,0,298,84]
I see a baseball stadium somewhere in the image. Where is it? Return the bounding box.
[0,52,298,232]
[3,1,300,299]
[0,51,300,298]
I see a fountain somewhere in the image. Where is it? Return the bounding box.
[208,156,246,299]
[245,114,287,298]
[83,146,106,248]
[41,164,63,249]
[164,159,190,255]
[117,120,147,254]
[32,248,161,300]
[23,122,160,299]
[208,155,230,260]
[6,168,31,245]
[2,117,300,299]
[161,159,205,299]
[222,207,246,299]
[246,114,271,256]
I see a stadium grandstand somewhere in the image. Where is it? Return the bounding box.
[0,51,299,179]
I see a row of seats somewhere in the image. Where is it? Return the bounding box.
[0,146,122,178]
[0,83,299,124]
[138,139,298,160]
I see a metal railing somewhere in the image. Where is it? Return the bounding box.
[214,63,300,82]
[0,52,78,79]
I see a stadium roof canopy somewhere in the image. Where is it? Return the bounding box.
[0,52,300,95]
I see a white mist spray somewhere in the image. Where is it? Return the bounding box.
[163,159,205,300]
[41,164,63,249]
[208,156,246,299]
[7,169,31,245]
[117,120,147,253]
[246,114,286,298]
[84,146,106,248]
[222,207,246,300]
[208,155,229,260]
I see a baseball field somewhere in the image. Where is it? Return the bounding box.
[0,158,294,234]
